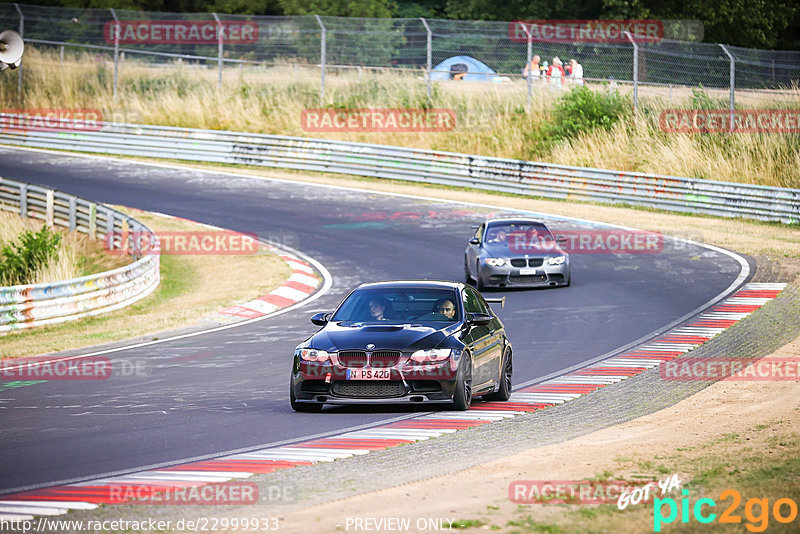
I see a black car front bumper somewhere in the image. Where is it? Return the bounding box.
[291,360,459,405]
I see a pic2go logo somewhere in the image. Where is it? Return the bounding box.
[654,489,798,532]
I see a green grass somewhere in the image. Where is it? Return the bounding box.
[453,519,487,529]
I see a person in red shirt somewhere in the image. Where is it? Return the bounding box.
[546,57,565,89]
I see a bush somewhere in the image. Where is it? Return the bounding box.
[528,86,630,156]
[0,225,62,286]
[550,85,630,139]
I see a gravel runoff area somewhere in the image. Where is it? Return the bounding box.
[36,255,799,533]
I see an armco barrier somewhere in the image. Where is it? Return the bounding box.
[0,115,798,223]
[0,177,160,333]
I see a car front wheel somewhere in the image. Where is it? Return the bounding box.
[451,353,473,411]
[465,257,474,285]
[475,260,485,290]
[290,384,323,413]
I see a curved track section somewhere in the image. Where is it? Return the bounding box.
[0,148,750,494]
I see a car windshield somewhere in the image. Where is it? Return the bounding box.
[484,222,557,253]
[332,287,461,323]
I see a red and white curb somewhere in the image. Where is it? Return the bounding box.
[0,282,786,520]
[216,252,322,320]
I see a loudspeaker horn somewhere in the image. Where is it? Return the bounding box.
[0,30,25,66]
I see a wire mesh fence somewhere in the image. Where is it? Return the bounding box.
[2,2,799,107]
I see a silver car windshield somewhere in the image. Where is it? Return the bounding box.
[332,288,461,323]
[484,223,556,251]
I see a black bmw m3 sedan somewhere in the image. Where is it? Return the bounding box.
[290,281,512,412]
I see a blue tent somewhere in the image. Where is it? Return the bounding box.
[430,55,502,82]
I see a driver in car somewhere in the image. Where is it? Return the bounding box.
[432,298,456,320]
[487,228,508,243]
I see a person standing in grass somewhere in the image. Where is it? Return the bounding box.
[569,59,584,86]
[522,55,541,81]
[546,57,565,89]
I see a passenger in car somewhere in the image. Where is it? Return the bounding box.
[367,297,392,321]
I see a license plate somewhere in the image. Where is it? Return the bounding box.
[519,267,539,275]
[346,368,391,380]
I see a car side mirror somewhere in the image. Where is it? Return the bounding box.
[311,312,329,326]
[469,237,480,245]
[556,235,568,246]
[466,313,492,326]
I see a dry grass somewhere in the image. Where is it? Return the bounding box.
[548,106,800,189]
[0,209,129,286]
[4,47,799,188]
[1,207,293,358]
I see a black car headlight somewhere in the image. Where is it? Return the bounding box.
[485,258,506,267]
[296,348,331,363]
[547,255,567,265]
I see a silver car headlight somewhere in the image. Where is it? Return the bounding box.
[296,348,331,363]
[410,348,452,363]
[547,255,567,265]
[485,258,506,267]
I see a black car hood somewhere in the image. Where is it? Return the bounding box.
[311,322,452,352]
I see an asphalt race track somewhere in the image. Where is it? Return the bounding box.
[0,147,749,494]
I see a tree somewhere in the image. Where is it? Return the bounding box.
[205,0,283,15]
[445,0,601,21]
[393,0,447,18]
[279,0,395,17]
[602,0,799,49]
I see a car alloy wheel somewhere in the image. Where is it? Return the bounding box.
[484,348,512,401]
[476,260,485,290]
[451,353,473,410]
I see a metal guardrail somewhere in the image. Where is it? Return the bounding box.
[0,115,797,223]
[0,176,160,333]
